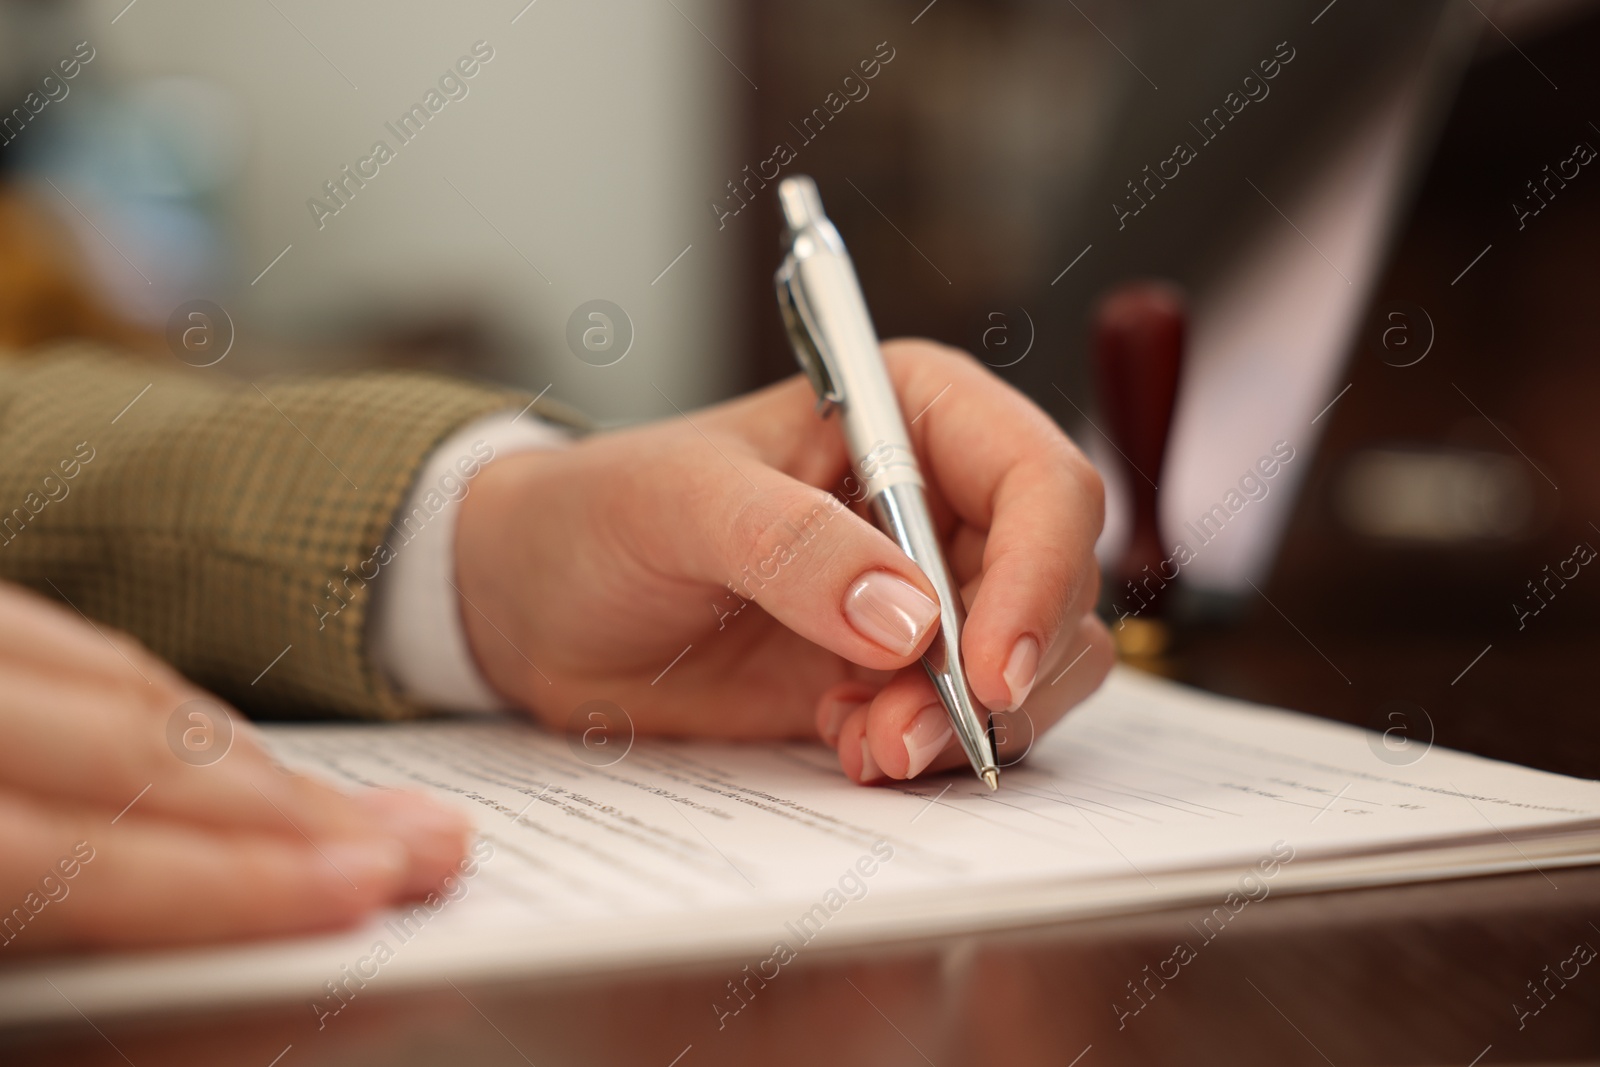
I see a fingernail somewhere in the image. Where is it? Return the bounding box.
[844,571,940,656]
[319,838,408,891]
[356,789,473,848]
[1003,635,1040,711]
[902,704,953,779]
[820,696,867,746]
[858,737,883,784]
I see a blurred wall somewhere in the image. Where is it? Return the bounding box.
[82,0,744,420]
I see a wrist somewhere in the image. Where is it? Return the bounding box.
[453,448,560,710]
[369,410,571,712]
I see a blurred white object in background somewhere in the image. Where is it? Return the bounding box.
[1335,449,1535,543]
[25,74,248,324]
[83,0,740,418]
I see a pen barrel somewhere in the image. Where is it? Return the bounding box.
[871,483,997,776]
[796,254,923,496]
[774,175,991,778]
[775,180,921,497]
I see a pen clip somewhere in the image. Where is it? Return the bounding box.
[775,259,844,418]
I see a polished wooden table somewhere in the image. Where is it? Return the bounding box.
[6,863,1598,1066]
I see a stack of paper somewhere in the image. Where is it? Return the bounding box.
[3,667,1596,1024]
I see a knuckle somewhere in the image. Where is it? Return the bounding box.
[1085,617,1117,679]
[726,487,839,578]
[524,701,564,733]
[883,338,979,383]
[138,671,194,722]
[923,340,980,367]
[726,496,786,572]
[516,678,566,728]
[1041,566,1075,638]
[105,632,190,702]
[1080,561,1103,608]
[1045,435,1106,534]
[1077,458,1107,531]
[134,707,180,781]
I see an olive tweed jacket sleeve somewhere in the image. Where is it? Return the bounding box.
[0,343,571,720]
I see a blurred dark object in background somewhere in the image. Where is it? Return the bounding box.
[1186,5,1600,778]
[1092,281,1186,606]
[1092,279,1186,674]
[731,0,1112,391]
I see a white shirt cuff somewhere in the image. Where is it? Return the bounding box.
[368,410,571,711]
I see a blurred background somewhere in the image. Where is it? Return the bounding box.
[1,0,1597,773]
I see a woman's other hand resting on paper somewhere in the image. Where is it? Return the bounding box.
[0,583,472,952]
[457,339,1115,784]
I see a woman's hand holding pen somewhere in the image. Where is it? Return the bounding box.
[457,339,1115,784]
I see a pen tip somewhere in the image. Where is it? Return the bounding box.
[982,768,999,792]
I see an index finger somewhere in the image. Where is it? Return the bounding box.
[882,339,1105,713]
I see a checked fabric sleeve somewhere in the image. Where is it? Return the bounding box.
[0,343,579,721]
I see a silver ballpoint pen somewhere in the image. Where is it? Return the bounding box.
[773,175,1000,791]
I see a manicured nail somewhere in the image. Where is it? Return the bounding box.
[858,737,883,783]
[902,703,953,779]
[820,696,867,747]
[1003,635,1041,711]
[356,789,473,847]
[320,838,408,891]
[844,571,940,656]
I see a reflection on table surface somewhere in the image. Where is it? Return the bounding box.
[6,866,1598,1067]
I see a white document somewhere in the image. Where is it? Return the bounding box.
[4,667,1598,1024]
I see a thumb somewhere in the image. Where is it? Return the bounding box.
[667,460,942,670]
